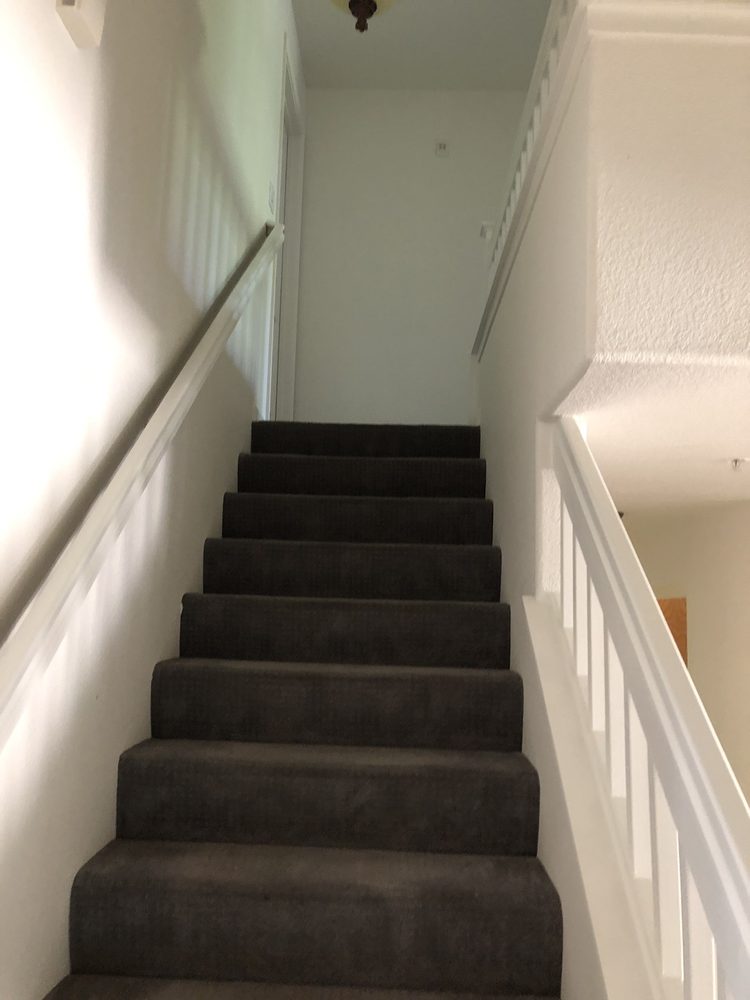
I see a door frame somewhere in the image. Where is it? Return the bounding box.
[270,37,305,420]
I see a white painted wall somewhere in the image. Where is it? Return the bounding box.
[0,3,303,996]
[625,504,750,800]
[0,0,303,633]
[477,49,607,998]
[475,8,750,997]
[294,88,524,425]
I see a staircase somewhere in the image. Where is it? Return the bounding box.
[46,422,562,1000]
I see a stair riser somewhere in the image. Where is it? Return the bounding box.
[70,865,561,994]
[251,422,481,458]
[47,977,558,999]
[116,749,539,855]
[238,455,486,498]
[203,540,501,602]
[180,596,510,670]
[151,662,523,751]
[222,494,494,545]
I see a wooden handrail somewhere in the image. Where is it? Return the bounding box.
[0,223,284,729]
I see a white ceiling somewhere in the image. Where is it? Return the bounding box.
[292,0,550,91]
[578,363,750,512]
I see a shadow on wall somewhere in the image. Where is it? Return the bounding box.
[0,354,257,999]
[96,0,257,330]
[1,0,268,646]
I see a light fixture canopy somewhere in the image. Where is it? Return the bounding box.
[331,0,396,33]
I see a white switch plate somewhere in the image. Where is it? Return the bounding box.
[435,141,450,158]
[57,0,107,48]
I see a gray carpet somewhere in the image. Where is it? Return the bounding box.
[151,660,524,751]
[45,421,562,1000]
[49,977,558,999]
[222,494,494,544]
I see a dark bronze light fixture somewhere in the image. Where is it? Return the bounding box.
[349,0,377,32]
[332,0,395,34]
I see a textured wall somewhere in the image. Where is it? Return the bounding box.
[567,26,750,509]
[591,33,750,366]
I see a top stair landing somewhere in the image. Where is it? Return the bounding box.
[250,421,481,458]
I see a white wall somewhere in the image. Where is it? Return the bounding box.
[475,8,750,996]
[625,504,750,800]
[294,88,524,425]
[0,0,303,634]
[0,3,303,996]
[477,49,606,998]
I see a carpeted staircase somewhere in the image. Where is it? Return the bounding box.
[46,422,562,1000]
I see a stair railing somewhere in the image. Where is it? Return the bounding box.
[0,223,284,733]
[472,0,579,358]
[544,415,750,1000]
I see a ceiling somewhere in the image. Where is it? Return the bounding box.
[291,0,550,91]
[578,362,750,512]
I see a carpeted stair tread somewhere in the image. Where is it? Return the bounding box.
[117,740,539,855]
[69,840,562,995]
[152,659,523,751]
[251,421,481,458]
[47,975,558,999]
[203,539,501,601]
[222,493,494,544]
[238,454,486,498]
[180,594,510,669]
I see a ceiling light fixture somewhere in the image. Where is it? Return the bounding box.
[331,0,396,34]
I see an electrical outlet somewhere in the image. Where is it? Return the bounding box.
[435,141,450,158]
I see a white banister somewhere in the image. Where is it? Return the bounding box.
[472,0,582,357]
[0,223,284,731]
[546,415,750,999]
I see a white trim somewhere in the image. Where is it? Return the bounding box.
[273,35,306,421]
[0,225,284,732]
[586,1,750,40]
[523,595,664,1000]
[548,415,750,997]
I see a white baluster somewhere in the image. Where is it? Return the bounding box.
[626,694,652,884]
[717,963,736,1000]
[588,581,606,740]
[574,539,589,693]
[540,73,550,112]
[607,635,627,802]
[680,856,718,1000]
[548,41,559,82]
[652,769,684,981]
[561,499,574,632]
